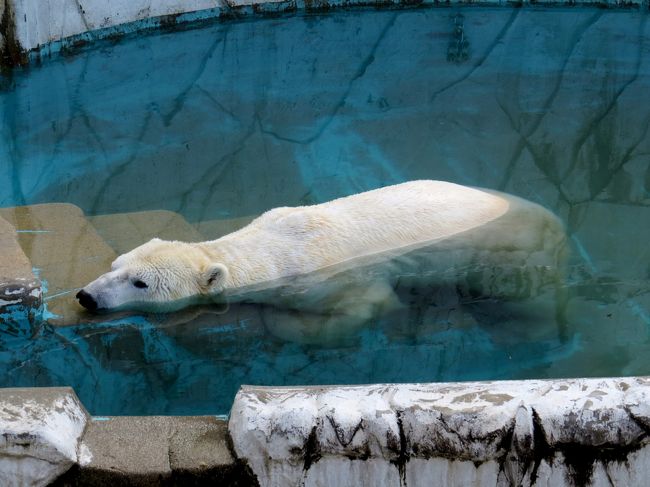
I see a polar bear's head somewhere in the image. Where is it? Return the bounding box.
[76,238,229,311]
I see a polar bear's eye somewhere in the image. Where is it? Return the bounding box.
[133,280,148,289]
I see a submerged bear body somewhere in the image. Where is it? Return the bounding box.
[77,181,567,323]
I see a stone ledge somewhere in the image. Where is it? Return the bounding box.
[0,388,258,487]
[5,379,650,486]
[0,387,89,487]
[229,377,650,486]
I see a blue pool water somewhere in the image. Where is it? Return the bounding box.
[0,7,649,415]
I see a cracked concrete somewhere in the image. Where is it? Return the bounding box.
[259,12,399,146]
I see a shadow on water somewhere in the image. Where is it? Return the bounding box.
[0,7,649,414]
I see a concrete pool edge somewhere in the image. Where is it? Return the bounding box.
[0,387,258,487]
[3,377,650,486]
[1,0,649,68]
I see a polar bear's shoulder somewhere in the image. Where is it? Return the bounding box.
[251,206,333,236]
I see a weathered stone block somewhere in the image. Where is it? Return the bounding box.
[0,387,89,487]
[229,378,650,487]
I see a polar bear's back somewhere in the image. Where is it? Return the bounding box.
[212,180,565,291]
[242,180,561,271]
[324,180,509,235]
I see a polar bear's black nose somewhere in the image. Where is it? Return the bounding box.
[76,289,98,311]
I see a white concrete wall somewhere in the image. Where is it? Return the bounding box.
[229,378,650,486]
[12,0,223,52]
[2,0,648,64]
[4,379,650,486]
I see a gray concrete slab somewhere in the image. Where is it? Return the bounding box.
[0,215,34,281]
[168,416,234,472]
[89,210,205,254]
[52,415,258,486]
[82,416,174,477]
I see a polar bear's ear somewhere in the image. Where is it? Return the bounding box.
[201,263,229,294]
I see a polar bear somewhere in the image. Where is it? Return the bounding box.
[76,181,567,334]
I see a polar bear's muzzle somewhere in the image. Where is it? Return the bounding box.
[76,289,98,311]
[75,270,128,311]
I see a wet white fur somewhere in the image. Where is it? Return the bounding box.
[80,180,564,312]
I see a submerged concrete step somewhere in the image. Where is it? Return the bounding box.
[89,210,259,251]
[194,215,256,240]
[0,205,210,325]
[89,210,205,255]
[0,204,116,324]
[0,204,258,325]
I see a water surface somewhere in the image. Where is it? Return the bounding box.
[0,7,649,415]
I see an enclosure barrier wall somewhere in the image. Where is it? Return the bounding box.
[2,378,650,486]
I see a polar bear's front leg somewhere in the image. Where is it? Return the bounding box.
[260,280,401,345]
[259,308,363,345]
[330,279,403,319]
